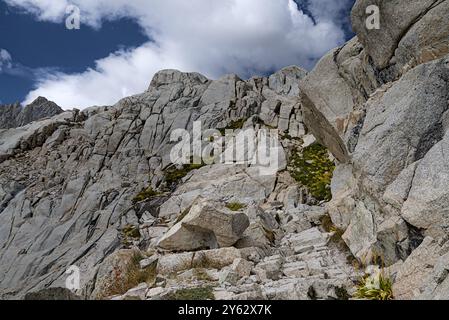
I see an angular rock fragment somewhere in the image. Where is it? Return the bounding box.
[158,198,249,251]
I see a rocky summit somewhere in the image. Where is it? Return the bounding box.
[1,0,449,300]
[0,97,63,130]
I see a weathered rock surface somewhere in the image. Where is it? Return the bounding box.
[300,38,377,162]
[299,0,449,300]
[118,207,359,301]
[159,164,278,219]
[1,0,449,301]
[0,66,309,299]
[351,0,443,70]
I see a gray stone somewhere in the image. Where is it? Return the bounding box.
[393,237,449,300]
[158,198,249,251]
[139,256,159,269]
[351,0,439,69]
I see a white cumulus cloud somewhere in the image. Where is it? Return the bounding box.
[0,49,13,72]
[4,0,353,109]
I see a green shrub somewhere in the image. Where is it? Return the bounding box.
[289,143,335,201]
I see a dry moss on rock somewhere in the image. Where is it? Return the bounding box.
[121,225,141,246]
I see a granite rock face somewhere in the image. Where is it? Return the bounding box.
[300,0,449,300]
[1,0,449,301]
[0,66,315,299]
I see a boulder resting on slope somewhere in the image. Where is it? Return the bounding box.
[158,198,250,251]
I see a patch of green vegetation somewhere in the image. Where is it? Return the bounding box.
[132,187,161,204]
[218,118,248,135]
[100,252,157,299]
[225,202,246,211]
[165,162,206,187]
[289,143,335,202]
[166,287,215,300]
[354,271,393,300]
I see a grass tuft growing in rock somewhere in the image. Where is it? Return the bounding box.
[225,202,246,211]
[354,270,393,300]
[165,162,206,187]
[166,287,215,300]
[289,143,335,202]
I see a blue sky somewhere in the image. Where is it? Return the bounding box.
[0,1,147,104]
[0,0,355,109]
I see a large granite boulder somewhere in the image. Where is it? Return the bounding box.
[158,198,249,251]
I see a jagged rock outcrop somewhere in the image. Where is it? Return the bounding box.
[1,0,448,301]
[0,97,63,130]
[0,66,320,299]
[352,0,449,74]
[300,0,449,300]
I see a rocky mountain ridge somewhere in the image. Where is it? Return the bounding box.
[1,0,449,300]
[0,97,63,130]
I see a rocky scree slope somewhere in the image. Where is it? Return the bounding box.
[1,0,449,300]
